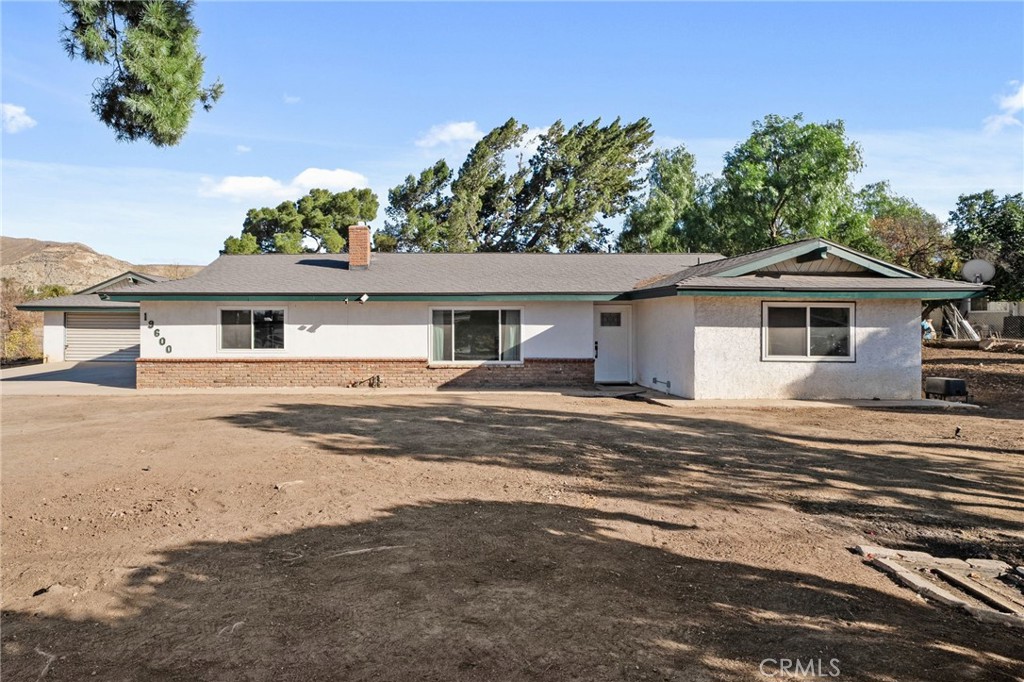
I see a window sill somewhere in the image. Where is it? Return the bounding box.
[761,356,855,363]
[428,361,524,369]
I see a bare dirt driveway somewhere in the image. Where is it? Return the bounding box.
[2,349,1022,681]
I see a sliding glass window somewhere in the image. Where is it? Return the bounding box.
[431,309,521,362]
[220,309,285,350]
[763,303,854,361]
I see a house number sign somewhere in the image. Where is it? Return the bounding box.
[147,318,173,354]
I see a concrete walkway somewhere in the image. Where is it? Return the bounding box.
[1,362,136,395]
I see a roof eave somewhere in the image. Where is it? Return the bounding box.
[671,287,985,300]
[16,304,139,312]
[104,292,632,302]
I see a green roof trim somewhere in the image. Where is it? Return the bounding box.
[673,289,981,300]
[105,293,627,303]
[17,305,139,312]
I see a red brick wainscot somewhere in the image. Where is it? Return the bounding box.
[136,357,596,389]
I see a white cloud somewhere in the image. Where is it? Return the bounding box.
[518,126,548,157]
[983,81,1024,133]
[999,82,1024,112]
[199,167,369,202]
[283,94,301,105]
[235,144,252,154]
[2,103,37,133]
[415,121,484,148]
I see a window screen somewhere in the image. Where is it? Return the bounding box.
[766,307,807,356]
[220,310,252,349]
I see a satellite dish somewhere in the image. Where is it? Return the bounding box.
[961,259,995,284]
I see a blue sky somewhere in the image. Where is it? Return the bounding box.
[3,1,1022,265]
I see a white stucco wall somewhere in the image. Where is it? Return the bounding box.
[634,297,694,397]
[691,297,921,399]
[139,300,595,360]
[42,311,65,362]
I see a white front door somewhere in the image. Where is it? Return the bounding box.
[594,305,631,383]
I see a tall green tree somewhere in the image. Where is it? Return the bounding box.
[856,182,957,277]
[618,146,717,252]
[223,188,379,255]
[376,161,453,252]
[379,116,654,253]
[710,114,867,255]
[950,191,1024,300]
[447,118,530,252]
[60,0,222,146]
[514,117,654,252]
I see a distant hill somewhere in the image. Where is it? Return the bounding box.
[0,236,203,292]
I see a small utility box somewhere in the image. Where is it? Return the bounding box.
[924,377,969,401]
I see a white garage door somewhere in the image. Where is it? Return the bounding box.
[65,312,140,362]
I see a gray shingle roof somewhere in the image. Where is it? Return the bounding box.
[108,252,724,297]
[17,292,138,311]
[98,245,985,301]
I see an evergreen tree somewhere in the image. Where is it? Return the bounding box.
[223,188,378,255]
[380,117,654,252]
[61,0,223,146]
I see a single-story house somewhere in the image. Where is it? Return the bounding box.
[97,227,983,398]
[17,271,168,362]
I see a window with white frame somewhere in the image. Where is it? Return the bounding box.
[431,309,521,362]
[762,303,854,361]
[220,309,284,350]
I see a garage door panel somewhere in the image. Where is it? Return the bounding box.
[65,313,140,362]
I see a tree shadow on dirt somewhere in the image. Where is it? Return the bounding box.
[3,500,1021,681]
[210,400,1024,561]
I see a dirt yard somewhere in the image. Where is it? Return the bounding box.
[2,348,1022,681]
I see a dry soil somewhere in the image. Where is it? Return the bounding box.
[2,348,1022,681]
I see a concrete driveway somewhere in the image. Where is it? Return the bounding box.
[0,362,136,395]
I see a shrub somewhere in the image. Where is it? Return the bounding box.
[2,327,41,362]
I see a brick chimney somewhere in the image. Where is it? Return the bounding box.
[348,225,371,270]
